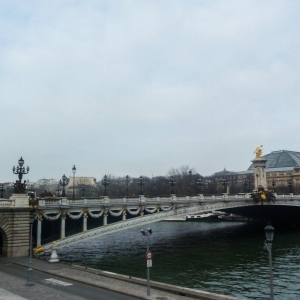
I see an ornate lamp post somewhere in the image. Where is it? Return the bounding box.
[272,179,276,193]
[59,174,68,197]
[102,175,109,196]
[169,176,176,194]
[12,157,29,193]
[187,170,192,196]
[56,185,60,197]
[197,178,203,194]
[27,214,35,286]
[137,176,145,195]
[222,177,228,194]
[288,179,293,194]
[0,184,4,198]
[125,175,130,197]
[140,228,153,296]
[153,185,157,197]
[243,178,248,193]
[72,164,76,200]
[81,185,86,198]
[264,224,275,300]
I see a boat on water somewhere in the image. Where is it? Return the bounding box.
[186,213,215,221]
[186,211,226,222]
[164,216,187,221]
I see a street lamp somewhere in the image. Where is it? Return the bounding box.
[59,174,68,197]
[0,184,4,198]
[272,179,276,193]
[81,185,86,198]
[125,175,130,197]
[12,157,29,193]
[288,179,293,194]
[188,170,192,196]
[264,224,275,300]
[137,176,145,195]
[140,228,153,296]
[152,185,157,197]
[169,176,176,195]
[56,185,60,197]
[102,175,109,196]
[27,214,35,286]
[72,164,76,200]
[222,177,228,194]
[243,178,247,193]
[197,178,203,194]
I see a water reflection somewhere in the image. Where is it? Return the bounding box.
[59,221,300,299]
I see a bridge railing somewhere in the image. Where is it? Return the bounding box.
[0,199,14,207]
[37,194,256,208]
[38,193,300,207]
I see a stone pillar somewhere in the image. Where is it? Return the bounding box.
[103,209,108,226]
[122,209,127,221]
[37,214,43,246]
[60,212,66,239]
[252,158,267,190]
[0,209,31,257]
[83,211,88,232]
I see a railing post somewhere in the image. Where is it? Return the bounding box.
[83,211,88,232]
[36,214,42,247]
[103,209,108,226]
[122,209,127,221]
[61,211,66,239]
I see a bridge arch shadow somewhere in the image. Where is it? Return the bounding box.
[0,227,8,257]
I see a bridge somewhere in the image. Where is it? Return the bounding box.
[1,154,299,257]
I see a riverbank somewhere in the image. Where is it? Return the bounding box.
[6,257,238,300]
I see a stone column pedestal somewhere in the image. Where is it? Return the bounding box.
[252,158,267,191]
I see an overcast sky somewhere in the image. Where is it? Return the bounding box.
[1,0,299,182]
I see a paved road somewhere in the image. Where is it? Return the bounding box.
[0,260,141,300]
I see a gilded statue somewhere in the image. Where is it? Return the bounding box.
[254,145,263,158]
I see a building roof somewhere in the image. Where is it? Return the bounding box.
[213,168,237,177]
[248,150,300,170]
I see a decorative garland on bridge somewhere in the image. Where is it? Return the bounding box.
[160,205,173,212]
[108,209,123,217]
[67,211,84,220]
[127,208,141,215]
[144,207,157,213]
[43,212,61,221]
[88,210,104,218]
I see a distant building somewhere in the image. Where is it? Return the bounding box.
[214,150,300,194]
[66,177,98,197]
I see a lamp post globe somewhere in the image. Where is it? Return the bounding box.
[264,224,275,243]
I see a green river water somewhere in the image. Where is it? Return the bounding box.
[59,221,300,299]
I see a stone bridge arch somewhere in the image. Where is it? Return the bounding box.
[0,227,8,256]
[0,210,30,257]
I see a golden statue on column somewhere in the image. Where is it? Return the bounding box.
[254,145,263,159]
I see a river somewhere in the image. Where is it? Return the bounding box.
[58,221,300,299]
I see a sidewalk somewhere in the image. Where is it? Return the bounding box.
[6,257,238,300]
